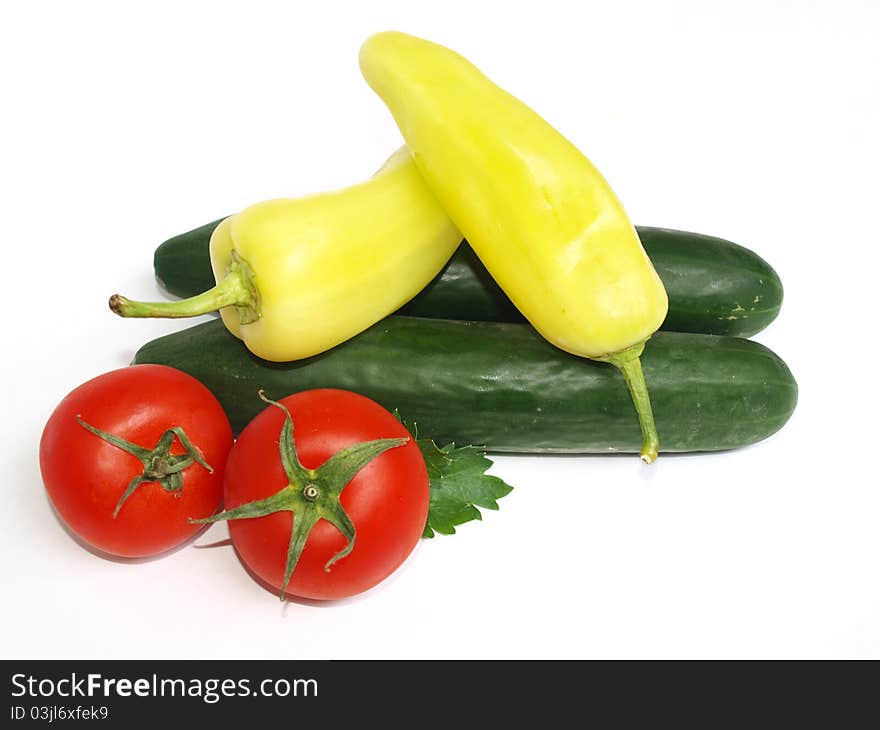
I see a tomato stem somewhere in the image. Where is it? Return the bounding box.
[192,392,408,600]
[76,417,213,517]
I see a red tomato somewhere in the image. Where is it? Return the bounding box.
[40,364,233,558]
[223,389,429,601]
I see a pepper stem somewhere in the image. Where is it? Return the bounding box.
[599,342,660,464]
[109,251,260,324]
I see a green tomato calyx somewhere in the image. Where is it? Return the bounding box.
[192,391,408,600]
[76,417,213,518]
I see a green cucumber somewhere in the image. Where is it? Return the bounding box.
[134,317,797,453]
[154,221,783,338]
[153,219,223,300]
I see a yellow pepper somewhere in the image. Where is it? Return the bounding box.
[360,31,669,462]
[110,148,461,361]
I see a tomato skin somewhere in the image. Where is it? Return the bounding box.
[40,365,233,558]
[224,389,429,600]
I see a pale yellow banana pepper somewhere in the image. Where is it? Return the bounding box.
[110,148,461,361]
[360,31,669,462]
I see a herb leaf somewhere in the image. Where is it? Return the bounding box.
[398,417,513,538]
[420,441,513,538]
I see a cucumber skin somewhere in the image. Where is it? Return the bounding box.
[154,222,783,338]
[134,317,798,453]
[153,219,224,300]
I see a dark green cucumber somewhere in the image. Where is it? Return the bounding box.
[154,222,783,337]
[134,317,797,453]
[154,219,225,299]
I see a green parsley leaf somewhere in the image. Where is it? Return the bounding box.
[396,415,513,538]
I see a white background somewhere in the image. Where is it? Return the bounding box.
[2,0,878,659]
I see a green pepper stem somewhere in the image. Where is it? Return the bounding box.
[600,342,660,464]
[109,252,260,323]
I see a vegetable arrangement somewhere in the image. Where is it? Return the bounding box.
[39,31,796,602]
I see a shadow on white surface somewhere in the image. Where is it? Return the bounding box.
[43,491,218,566]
